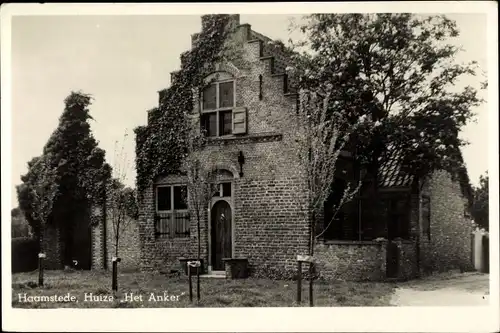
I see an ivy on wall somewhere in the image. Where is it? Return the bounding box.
[135,15,237,195]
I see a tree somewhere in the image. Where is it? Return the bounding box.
[11,207,31,238]
[23,155,59,251]
[17,91,111,266]
[183,123,222,301]
[288,14,483,213]
[107,131,138,259]
[472,172,488,230]
[291,87,363,305]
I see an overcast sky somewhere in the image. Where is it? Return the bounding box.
[10,13,488,208]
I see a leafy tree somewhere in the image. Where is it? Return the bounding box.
[11,207,32,238]
[17,155,59,251]
[472,172,488,230]
[17,91,111,266]
[287,14,483,211]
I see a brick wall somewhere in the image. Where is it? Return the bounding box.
[105,216,140,271]
[419,170,474,274]
[91,201,141,271]
[314,242,386,281]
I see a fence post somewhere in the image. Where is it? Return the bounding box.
[112,257,121,292]
[297,260,302,303]
[188,264,193,303]
[38,253,46,287]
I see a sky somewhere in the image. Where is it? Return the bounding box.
[10,13,489,208]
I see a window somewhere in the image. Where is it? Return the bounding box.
[213,182,232,198]
[155,185,190,237]
[201,81,235,137]
[421,196,431,240]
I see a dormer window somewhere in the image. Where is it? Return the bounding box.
[201,80,235,137]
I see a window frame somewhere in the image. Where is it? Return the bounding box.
[155,184,190,238]
[201,79,236,137]
[213,181,232,198]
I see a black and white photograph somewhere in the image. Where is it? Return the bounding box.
[1,2,498,332]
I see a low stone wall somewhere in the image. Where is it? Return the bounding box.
[314,241,387,281]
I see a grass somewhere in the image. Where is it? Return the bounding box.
[11,270,396,308]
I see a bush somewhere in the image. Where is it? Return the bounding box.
[12,237,39,273]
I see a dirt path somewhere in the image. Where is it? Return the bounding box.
[390,272,489,306]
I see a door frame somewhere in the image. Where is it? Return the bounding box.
[208,194,235,273]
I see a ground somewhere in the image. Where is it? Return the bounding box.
[11,270,489,308]
[390,271,489,306]
[11,270,394,308]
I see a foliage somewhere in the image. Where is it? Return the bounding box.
[288,14,484,201]
[17,91,111,264]
[11,207,32,238]
[135,15,238,195]
[472,172,488,230]
[16,155,59,245]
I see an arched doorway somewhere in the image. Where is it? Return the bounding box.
[211,200,232,271]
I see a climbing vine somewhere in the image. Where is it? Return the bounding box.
[135,15,237,195]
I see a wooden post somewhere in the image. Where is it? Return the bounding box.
[297,260,302,303]
[188,264,193,303]
[112,257,121,292]
[38,253,46,287]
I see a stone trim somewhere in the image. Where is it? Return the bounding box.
[206,132,282,145]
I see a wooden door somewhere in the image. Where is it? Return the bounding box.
[211,200,232,271]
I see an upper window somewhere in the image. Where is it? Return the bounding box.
[155,185,189,238]
[201,81,235,137]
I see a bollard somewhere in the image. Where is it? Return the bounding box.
[297,260,302,303]
[38,253,46,287]
[112,257,121,292]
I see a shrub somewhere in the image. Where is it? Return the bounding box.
[12,237,39,273]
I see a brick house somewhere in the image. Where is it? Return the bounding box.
[134,14,474,281]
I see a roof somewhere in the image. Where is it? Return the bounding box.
[378,147,414,188]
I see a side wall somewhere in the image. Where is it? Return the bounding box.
[419,170,474,274]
